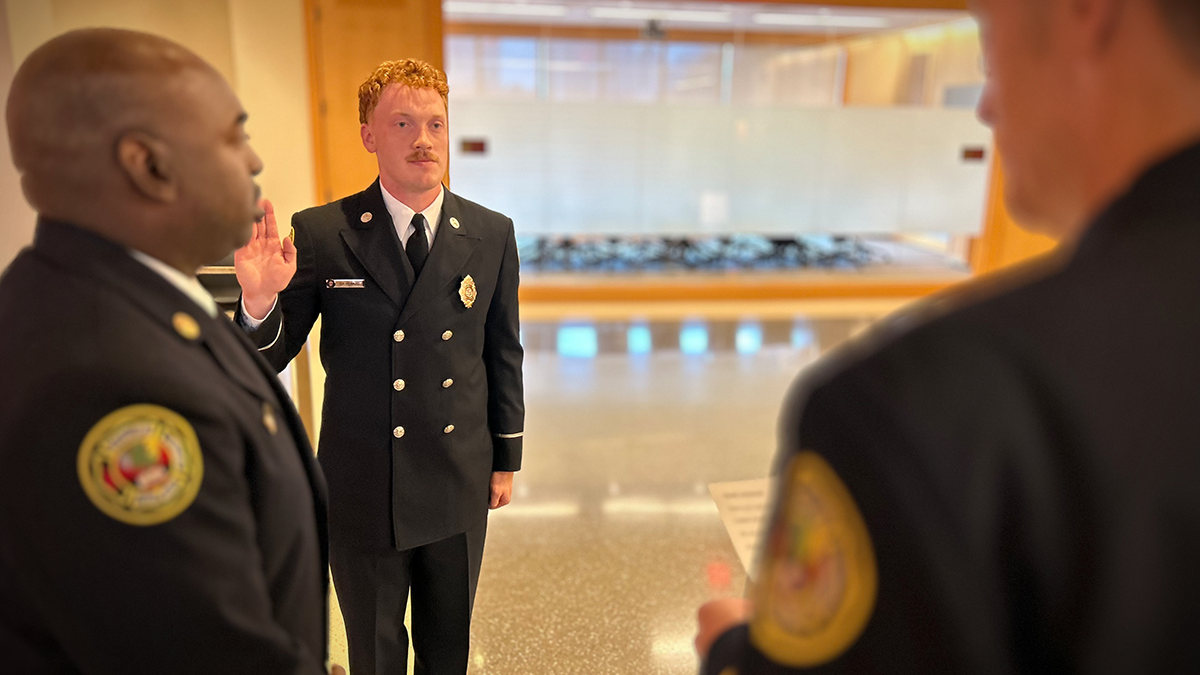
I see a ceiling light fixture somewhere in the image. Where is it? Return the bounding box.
[751,13,891,29]
[443,1,569,17]
[589,7,732,23]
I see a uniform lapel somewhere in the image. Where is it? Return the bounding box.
[197,321,280,404]
[338,179,411,308]
[218,315,329,513]
[397,191,481,325]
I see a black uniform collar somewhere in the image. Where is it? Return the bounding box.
[1075,139,1200,258]
[34,219,213,330]
[32,219,279,404]
[339,179,480,315]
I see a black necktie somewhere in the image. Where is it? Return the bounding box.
[406,213,429,278]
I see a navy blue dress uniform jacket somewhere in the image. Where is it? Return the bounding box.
[235,180,524,552]
[704,144,1200,675]
[0,221,329,674]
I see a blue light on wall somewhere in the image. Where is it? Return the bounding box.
[735,322,763,355]
[792,322,815,350]
[627,324,652,355]
[557,324,598,358]
[679,323,709,355]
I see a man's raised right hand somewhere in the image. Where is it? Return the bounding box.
[234,198,296,319]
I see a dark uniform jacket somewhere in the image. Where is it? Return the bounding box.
[705,143,1200,675]
[235,180,524,552]
[0,221,329,674]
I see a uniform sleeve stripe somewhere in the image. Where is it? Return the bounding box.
[494,432,523,439]
[257,316,283,352]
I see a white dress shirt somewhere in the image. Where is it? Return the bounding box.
[130,249,219,318]
[382,183,444,252]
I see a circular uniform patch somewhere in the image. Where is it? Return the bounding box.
[76,404,204,526]
[750,451,877,667]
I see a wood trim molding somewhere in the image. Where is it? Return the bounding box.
[304,0,330,206]
[519,276,960,303]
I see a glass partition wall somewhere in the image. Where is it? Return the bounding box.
[443,1,987,273]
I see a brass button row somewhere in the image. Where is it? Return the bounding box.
[392,425,454,438]
[392,329,454,440]
[394,329,453,343]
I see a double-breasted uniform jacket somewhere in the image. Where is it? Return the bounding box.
[236,180,524,552]
[705,143,1200,674]
[0,221,329,674]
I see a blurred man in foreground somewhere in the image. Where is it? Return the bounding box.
[698,0,1200,671]
[0,29,340,674]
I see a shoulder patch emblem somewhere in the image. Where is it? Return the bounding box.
[76,404,204,526]
[750,452,877,667]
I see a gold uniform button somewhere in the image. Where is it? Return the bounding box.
[172,312,200,341]
[442,379,453,388]
[262,403,278,435]
[361,212,373,223]
[443,425,455,434]
[393,426,405,438]
[394,330,405,342]
[442,331,453,341]
[393,379,405,391]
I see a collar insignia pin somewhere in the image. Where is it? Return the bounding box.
[172,312,200,341]
[262,403,278,436]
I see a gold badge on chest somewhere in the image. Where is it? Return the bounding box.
[459,275,477,309]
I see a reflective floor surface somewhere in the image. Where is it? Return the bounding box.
[329,314,883,674]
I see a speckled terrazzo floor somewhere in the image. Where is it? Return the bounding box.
[326,316,875,674]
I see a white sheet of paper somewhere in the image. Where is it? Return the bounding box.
[708,477,776,576]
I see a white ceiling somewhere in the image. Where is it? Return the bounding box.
[442,0,968,36]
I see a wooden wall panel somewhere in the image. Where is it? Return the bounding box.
[306,0,445,204]
[969,156,1058,274]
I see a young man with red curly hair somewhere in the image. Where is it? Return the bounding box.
[234,59,524,675]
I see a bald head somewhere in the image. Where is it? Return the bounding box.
[8,29,214,214]
[6,28,264,272]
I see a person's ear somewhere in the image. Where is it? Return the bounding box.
[1066,0,1127,58]
[360,122,377,154]
[115,131,177,203]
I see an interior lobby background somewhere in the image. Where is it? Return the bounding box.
[0,0,1060,274]
[0,0,316,272]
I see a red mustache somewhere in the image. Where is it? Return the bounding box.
[407,152,440,163]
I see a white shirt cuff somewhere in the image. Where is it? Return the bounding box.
[239,295,277,330]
